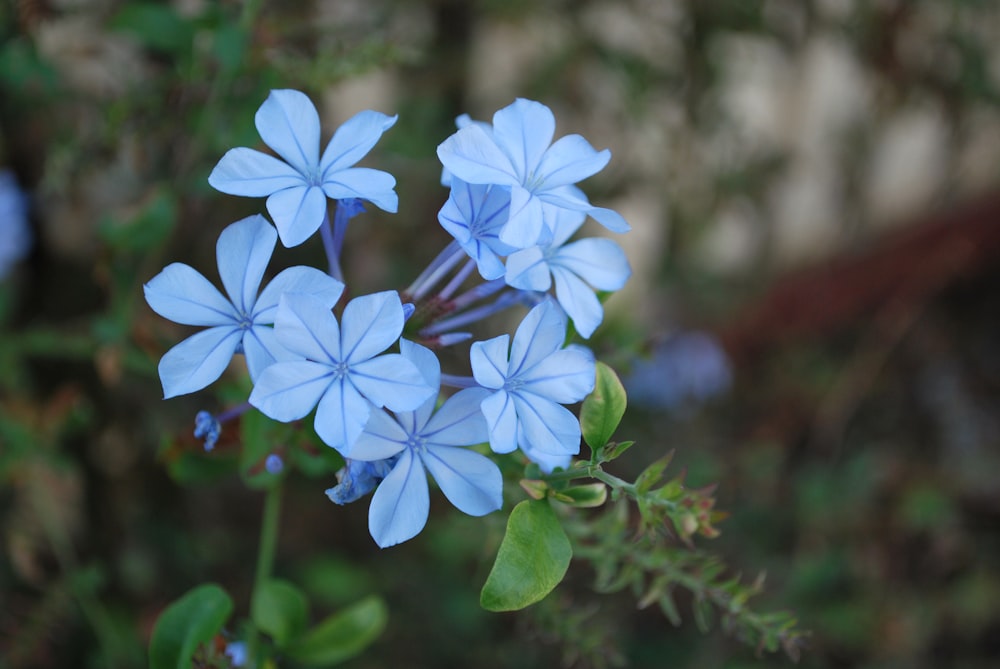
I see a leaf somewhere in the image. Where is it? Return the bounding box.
[286,596,387,666]
[149,583,233,669]
[635,451,675,494]
[480,500,572,611]
[581,362,627,453]
[251,579,309,648]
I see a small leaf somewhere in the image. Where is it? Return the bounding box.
[149,583,233,669]
[553,483,607,508]
[635,451,675,493]
[480,500,572,611]
[600,440,635,462]
[581,362,627,453]
[286,596,387,666]
[252,579,309,648]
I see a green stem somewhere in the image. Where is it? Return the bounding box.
[246,482,283,667]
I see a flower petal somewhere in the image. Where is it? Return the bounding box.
[423,387,491,446]
[437,124,518,186]
[508,300,566,378]
[158,326,242,398]
[321,167,397,213]
[480,390,518,454]
[265,185,328,248]
[540,186,630,233]
[243,324,295,381]
[274,293,340,364]
[216,215,276,314]
[498,186,545,248]
[536,134,610,188]
[340,291,404,363]
[368,449,429,548]
[470,334,510,389]
[344,406,408,460]
[422,446,502,516]
[491,98,555,180]
[512,392,581,458]
[320,110,397,172]
[208,148,305,196]
[249,360,333,422]
[551,268,603,339]
[144,263,236,326]
[255,89,320,176]
[553,238,631,290]
[254,266,345,323]
[314,379,371,452]
[350,355,434,412]
[399,339,442,427]
[504,246,552,292]
[520,345,595,402]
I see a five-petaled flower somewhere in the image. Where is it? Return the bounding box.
[143,215,344,398]
[248,291,435,453]
[437,177,516,280]
[437,98,629,249]
[342,340,502,547]
[470,299,595,472]
[505,207,631,338]
[209,89,398,247]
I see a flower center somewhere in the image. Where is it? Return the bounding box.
[406,435,427,454]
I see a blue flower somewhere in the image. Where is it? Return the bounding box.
[248,291,436,453]
[144,215,345,398]
[437,178,516,280]
[0,169,31,280]
[437,98,629,248]
[505,207,631,338]
[209,89,398,247]
[344,340,501,547]
[470,299,595,472]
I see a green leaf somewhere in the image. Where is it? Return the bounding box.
[581,362,627,453]
[252,579,309,648]
[286,596,387,666]
[635,451,675,494]
[480,499,572,611]
[149,583,232,669]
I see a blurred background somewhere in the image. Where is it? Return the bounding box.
[2,0,1000,667]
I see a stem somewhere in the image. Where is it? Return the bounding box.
[420,290,519,336]
[319,210,344,282]
[246,482,283,667]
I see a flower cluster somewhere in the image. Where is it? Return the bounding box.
[146,90,631,547]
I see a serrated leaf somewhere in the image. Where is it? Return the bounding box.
[149,584,232,669]
[480,500,572,611]
[252,579,309,648]
[581,362,627,453]
[286,596,387,666]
